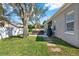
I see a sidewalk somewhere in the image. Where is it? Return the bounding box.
[43,36,62,52]
[29,34,62,52]
[29,34,48,37]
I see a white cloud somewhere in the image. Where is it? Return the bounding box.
[45,3,64,10]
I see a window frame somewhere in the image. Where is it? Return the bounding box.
[65,10,75,34]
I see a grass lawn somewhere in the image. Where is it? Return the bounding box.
[0,35,79,56]
[0,36,48,56]
[48,37,79,56]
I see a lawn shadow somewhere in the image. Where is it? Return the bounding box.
[10,35,23,38]
[3,35,23,40]
[49,36,79,48]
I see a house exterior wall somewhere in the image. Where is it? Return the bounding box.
[0,20,10,27]
[0,20,23,39]
[44,4,79,47]
[52,4,79,47]
[4,21,9,27]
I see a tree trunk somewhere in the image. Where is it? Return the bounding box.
[23,17,29,38]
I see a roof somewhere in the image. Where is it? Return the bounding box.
[0,16,23,28]
[44,3,72,25]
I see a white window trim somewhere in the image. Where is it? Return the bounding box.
[66,20,74,23]
[65,10,75,32]
[66,10,74,22]
[66,10,74,15]
[64,31,74,35]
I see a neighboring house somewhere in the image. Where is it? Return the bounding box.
[44,3,79,48]
[0,19,23,39]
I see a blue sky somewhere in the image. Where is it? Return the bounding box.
[38,3,64,24]
[2,3,64,25]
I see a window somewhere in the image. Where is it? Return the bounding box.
[65,10,74,32]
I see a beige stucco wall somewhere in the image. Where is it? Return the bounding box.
[4,21,14,28]
[52,4,79,47]
[4,21,9,27]
[44,4,79,47]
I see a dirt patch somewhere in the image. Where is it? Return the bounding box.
[50,48,61,52]
[47,43,62,52]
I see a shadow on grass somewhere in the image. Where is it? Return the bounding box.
[3,35,23,40]
[9,35,23,38]
[49,36,79,48]
[36,31,78,48]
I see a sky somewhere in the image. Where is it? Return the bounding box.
[2,3,64,25]
[40,3,64,24]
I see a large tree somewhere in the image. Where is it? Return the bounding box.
[0,4,4,15]
[0,4,23,28]
[9,3,34,38]
[2,3,48,38]
[29,4,48,25]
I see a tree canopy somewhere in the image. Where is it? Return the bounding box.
[1,3,49,38]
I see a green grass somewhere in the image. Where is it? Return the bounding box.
[48,37,79,56]
[0,36,79,56]
[0,36,48,56]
